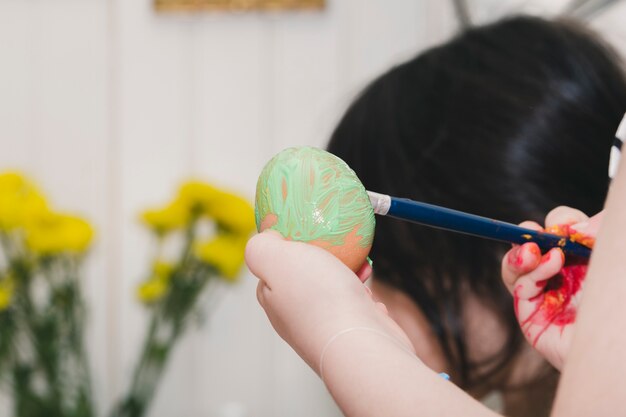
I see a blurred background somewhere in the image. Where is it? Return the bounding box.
[0,0,625,416]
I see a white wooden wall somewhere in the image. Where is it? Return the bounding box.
[0,1,625,416]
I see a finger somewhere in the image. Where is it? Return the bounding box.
[245,229,350,287]
[355,260,373,283]
[502,242,542,293]
[514,248,565,300]
[570,210,604,238]
[245,231,285,286]
[515,221,542,249]
[519,220,543,231]
[545,206,589,228]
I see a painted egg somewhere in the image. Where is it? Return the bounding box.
[255,147,375,272]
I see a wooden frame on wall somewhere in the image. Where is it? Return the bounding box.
[154,0,325,12]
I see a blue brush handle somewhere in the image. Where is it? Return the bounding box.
[385,196,591,258]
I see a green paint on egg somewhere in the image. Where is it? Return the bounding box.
[255,147,375,271]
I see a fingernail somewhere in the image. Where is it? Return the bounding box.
[570,222,588,234]
[527,243,541,257]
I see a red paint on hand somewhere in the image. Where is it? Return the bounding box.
[516,223,594,346]
[518,261,587,345]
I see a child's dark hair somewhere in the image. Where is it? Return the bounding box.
[327,15,626,393]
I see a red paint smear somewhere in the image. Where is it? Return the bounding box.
[539,263,586,326]
[516,223,593,346]
[539,250,552,264]
[513,286,521,318]
[521,260,587,346]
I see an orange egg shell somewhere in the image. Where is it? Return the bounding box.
[260,214,370,272]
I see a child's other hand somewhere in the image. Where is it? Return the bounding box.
[245,231,414,375]
[501,206,602,370]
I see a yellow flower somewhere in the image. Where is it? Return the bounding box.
[25,211,94,255]
[0,172,48,230]
[136,260,175,305]
[178,181,254,235]
[141,200,188,236]
[140,181,216,234]
[207,191,255,236]
[137,278,168,304]
[141,180,254,238]
[152,260,174,280]
[0,278,14,311]
[177,181,220,215]
[195,234,247,281]
[0,172,27,193]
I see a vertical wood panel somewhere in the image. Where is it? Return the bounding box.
[186,15,278,417]
[114,1,195,416]
[590,1,626,59]
[0,1,110,415]
[32,3,110,413]
[0,2,38,168]
[271,9,342,151]
[192,16,275,191]
[333,0,427,101]
[421,0,457,48]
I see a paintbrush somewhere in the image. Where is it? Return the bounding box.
[367,191,592,258]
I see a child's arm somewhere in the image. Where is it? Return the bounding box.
[552,161,626,417]
[246,231,500,417]
[500,207,601,370]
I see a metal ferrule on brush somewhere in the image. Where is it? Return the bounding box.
[367,191,391,215]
